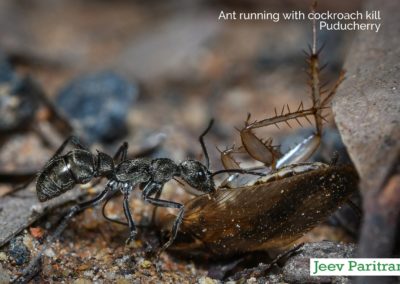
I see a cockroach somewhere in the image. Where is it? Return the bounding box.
[156,164,358,257]
[154,3,356,257]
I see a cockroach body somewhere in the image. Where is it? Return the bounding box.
[157,164,358,257]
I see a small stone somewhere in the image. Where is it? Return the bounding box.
[282,241,355,283]
[56,71,138,143]
[116,277,131,284]
[78,264,90,271]
[83,270,94,278]
[8,236,30,265]
[73,278,92,284]
[29,227,44,239]
[198,276,217,284]
[22,234,34,252]
[140,260,152,269]
[44,248,56,258]
[0,252,7,262]
[104,271,116,280]
[246,277,257,284]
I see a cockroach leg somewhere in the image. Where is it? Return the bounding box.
[217,144,268,189]
[217,145,242,170]
[240,115,281,169]
[240,13,345,170]
[276,134,321,168]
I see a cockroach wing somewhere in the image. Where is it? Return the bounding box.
[156,165,358,257]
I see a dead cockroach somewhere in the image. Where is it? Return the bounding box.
[155,5,356,257]
[157,164,358,257]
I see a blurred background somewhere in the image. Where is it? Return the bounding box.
[0,0,362,170]
[0,0,365,282]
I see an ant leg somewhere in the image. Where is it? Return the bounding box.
[102,191,128,226]
[14,187,114,283]
[52,136,86,158]
[0,172,36,184]
[122,191,137,244]
[113,142,129,162]
[150,190,162,225]
[199,119,214,169]
[102,192,151,229]
[0,172,37,198]
[27,77,73,137]
[142,182,184,252]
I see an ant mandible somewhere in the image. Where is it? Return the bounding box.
[36,119,262,251]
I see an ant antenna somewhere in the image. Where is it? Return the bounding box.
[199,119,214,169]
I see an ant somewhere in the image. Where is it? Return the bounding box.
[34,119,262,250]
[14,120,263,282]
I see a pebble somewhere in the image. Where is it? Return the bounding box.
[44,248,56,258]
[73,278,92,284]
[140,260,152,269]
[0,252,7,262]
[0,54,40,133]
[56,71,138,143]
[116,277,131,284]
[8,236,30,265]
[282,241,355,283]
[198,276,218,284]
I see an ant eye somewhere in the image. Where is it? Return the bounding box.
[196,170,206,181]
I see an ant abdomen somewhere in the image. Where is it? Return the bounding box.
[37,149,96,202]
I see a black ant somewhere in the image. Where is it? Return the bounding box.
[34,119,262,253]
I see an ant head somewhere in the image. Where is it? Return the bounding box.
[179,160,215,195]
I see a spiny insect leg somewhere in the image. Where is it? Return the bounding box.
[217,145,242,170]
[240,126,280,168]
[276,134,321,168]
[320,70,346,107]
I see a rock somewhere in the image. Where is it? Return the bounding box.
[8,236,30,266]
[198,276,218,284]
[0,54,40,133]
[56,71,138,143]
[139,260,152,269]
[333,0,400,193]
[332,2,400,283]
[282,241,355,283]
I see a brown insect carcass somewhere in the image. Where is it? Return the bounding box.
[157,164,357,257]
